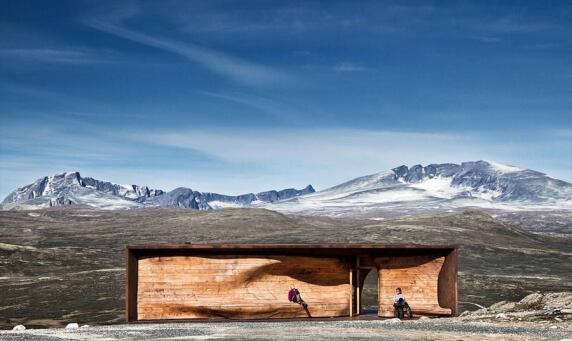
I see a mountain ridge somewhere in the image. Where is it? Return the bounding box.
[0,171,315,210]
[2,160,571,212]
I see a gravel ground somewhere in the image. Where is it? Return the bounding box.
[1,319,571,340]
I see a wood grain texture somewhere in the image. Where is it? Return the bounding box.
[376,256,452,317]
[136,255,351,320]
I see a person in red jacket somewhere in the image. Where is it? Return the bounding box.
[288,287,308,309]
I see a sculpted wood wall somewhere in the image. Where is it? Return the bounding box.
[376,256,452,317]
[136,255,351,320]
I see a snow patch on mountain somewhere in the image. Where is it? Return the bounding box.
[409,177,464,198]
[486,160,523,174]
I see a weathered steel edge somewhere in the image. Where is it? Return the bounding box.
[126,243,458,251]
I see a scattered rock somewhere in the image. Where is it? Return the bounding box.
[459,311,470,317]
[550,325,558,329]
[472,308,489,315]
[65,323,79,329]
[489,301,516,313]
[383,318,402,324]
[12,325,25,331]
[516,293,544,310]
[419,316,431,320]
[554,317,562,322]
[515,292,572,311]
[495,313,508,319]
[543,293,572,310]
[80,324,90,328]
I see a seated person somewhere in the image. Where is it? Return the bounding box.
[393,288,412,319]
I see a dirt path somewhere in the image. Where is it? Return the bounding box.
[1,320,571,340]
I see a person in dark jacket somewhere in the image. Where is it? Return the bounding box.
[393,288,412,319]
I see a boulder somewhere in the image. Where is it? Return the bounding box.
[65,323,79,329]
[516,293,544,310]
[471,308,489,315]
[515,292,572,311]
[489,301,516,313]
[12,325,26,331]
[543,292,572,310]
[495,313,508,319]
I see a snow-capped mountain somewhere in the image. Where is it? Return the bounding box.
[2,161,570,215]
[262,161,572,218]
[0,171,315,210]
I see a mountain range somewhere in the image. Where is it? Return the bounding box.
[0,171,315,210]
[2,161,571,215]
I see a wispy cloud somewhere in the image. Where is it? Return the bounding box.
[521,42,560,50]
[127,128,490,190]
[475,36,502,43]
[200,91,301,122]
[332,62,372,72]
[0,48,117,64]
[129,128,572,184]
[85,16,291,86]
[458,13,559,35]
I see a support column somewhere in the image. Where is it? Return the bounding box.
[356,257,360,316]
[349,267,353,317]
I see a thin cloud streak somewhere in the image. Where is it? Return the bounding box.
[137,128,476,167]
[200,91,301,122]
[0,48,117,64]
[85,19,291,86]
[333,62,372,72]
[130,128,572,185]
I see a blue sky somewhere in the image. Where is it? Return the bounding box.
[1,0,571,197]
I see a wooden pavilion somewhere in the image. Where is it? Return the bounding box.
[125,243,458,322]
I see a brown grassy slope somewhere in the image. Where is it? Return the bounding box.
[0,207,570,328]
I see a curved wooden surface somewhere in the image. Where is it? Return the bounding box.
[376,256,452,317]
[137,255,351,320]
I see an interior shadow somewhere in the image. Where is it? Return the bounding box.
[360,268,378,315]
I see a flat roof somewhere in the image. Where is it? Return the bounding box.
[128,243,456,250]
[127,243,457,257]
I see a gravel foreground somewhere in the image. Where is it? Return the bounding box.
[1,319,571,341]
